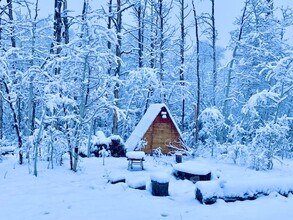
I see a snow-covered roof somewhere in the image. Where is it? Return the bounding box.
[125,103,182,151]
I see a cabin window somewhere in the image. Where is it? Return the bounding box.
[161,111,167,119]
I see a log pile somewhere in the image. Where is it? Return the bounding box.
[195,179,293,204]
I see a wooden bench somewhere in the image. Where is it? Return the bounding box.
[126,151,145,170]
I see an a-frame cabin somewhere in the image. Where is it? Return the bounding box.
[126,104,184,154]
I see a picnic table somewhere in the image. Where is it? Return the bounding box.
[126,151,145,170]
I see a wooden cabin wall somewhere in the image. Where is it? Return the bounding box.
[143,114,182,154]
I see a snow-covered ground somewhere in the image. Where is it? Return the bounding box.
[1,155,293,220]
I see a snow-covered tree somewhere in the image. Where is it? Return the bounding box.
[198,107,224,157]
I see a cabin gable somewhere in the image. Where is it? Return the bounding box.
[126,104,184,154]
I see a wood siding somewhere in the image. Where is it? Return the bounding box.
[143,108,183,154]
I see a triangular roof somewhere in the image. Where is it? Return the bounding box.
[126,103,182,151]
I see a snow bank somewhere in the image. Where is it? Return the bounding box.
[126,151,145,159]
[195,178,293,204]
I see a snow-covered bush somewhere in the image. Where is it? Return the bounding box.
[91,131,126,157]
[218,142,249,165]
[90,131,111,157]
[248,117,290,170]
[108,135,126,157]
[133,139,147,151]
[198,107,225,157]
[152,147,163,158]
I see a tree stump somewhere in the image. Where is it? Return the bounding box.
[151,172,169,196]
[175,153,183,163]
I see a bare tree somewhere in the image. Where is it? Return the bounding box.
[5,0,23,164]
[136,0,147,68]
[112,0,122,135]
[112,0,133,135]
[52,0,62,75]
[63,0,70,45]
[0,16,2,141]
[177,0,189,132]
[192,0,200,144]
[211,0,216,106]
[223,1,248,120]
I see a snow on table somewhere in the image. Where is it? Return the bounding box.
[126,151,145,159]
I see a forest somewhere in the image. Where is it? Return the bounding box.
[0,0,292,175]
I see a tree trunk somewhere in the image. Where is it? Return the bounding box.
[6,0,23,164]
[112,0,122,135]
[192,0,200,144]
[137,1,143,68]
[3,81,23,164]
[158,0,165,102]
[0,82,2,140]
[7,0,16,48]
[107,0,113,75]
[33,111,45,177]
[211,0,217,106]
[149,0,156,69]
[53,0,62,75]
[0,18,2,140]
[63,0,70,44]
[223,1,247,119]
[137,0,146,68]
[179,0,186,132]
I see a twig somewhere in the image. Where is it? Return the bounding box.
[4,171,8,179]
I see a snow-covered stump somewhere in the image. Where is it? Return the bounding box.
[108,173,126,184]
[195,179,293,205]
[195,181,220,204]
[151,172,169,196]
[127,178,147,190]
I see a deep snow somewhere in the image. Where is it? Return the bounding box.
[1,155,293,220]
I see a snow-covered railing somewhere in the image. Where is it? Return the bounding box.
[195,179,293,204]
